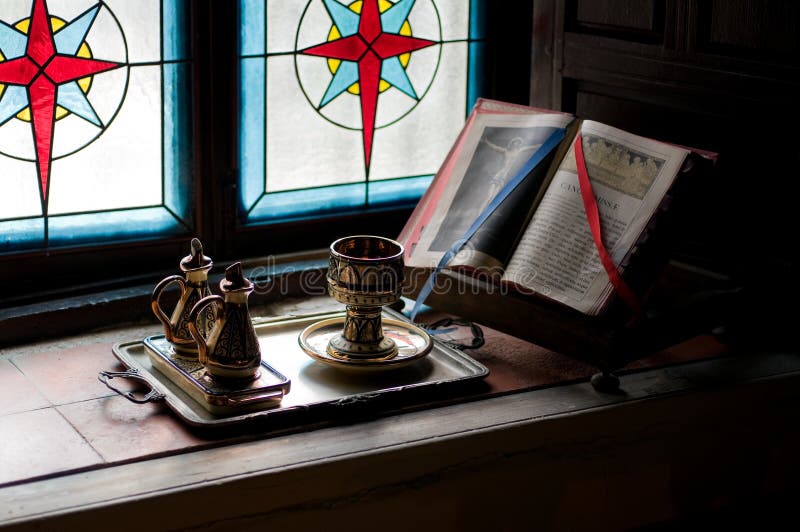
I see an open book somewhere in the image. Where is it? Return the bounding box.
[400,99,707,316]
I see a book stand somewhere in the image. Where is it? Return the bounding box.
[403,150,729,392]
[406,261,737,392]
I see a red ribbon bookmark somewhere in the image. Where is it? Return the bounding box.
[573,133,642,315]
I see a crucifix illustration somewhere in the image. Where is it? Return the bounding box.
[479,136,542,211]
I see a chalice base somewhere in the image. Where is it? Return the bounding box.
[327,333,398,361]
[298,315,434,372]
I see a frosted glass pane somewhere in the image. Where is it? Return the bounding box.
[0,116,35,161]
[82,4,128,63]
[44,1,94,20]
[103,0,161,63]
[48,68,128,159]
[0,1,34,23]
[266,55,363,192]
[370,43,467,181]
[48,67,162,214]
[294,1,341,52]
[265,1,304,54]
[412,1,469,41]
[0,156,41,218]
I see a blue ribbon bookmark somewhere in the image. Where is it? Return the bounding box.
[410,127,567,322]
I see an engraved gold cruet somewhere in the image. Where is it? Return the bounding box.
[188,262,262,382]
[151,238,215,355]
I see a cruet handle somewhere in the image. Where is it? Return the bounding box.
[189,295,224,365]
[151,275,187,342]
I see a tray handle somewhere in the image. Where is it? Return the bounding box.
[425,318,485,350]
[98,369,166,404]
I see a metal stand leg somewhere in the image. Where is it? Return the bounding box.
[591,370,621,393]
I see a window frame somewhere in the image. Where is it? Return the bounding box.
[0,0,534,304]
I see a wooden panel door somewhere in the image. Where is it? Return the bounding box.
[531,0,799,275]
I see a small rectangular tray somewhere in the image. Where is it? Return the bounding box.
[143,336,291,415]
[111,309,489,427]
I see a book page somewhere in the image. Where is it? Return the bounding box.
[398,98,555,260]
[408,112,574,268]
[502,121,689,315]
[452,143,561,276]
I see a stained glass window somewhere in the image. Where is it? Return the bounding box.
[239,0,486,222]
[0,0,191,252]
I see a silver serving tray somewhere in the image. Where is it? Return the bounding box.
[110,310,488,427]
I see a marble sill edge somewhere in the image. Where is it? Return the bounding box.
[0,248,334,351]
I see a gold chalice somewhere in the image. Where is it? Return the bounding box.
[299,235,433,370]
[325,235,405,360]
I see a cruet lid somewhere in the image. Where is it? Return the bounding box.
[180,238,213,271]
[220,262,254,293]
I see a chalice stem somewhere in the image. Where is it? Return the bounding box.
[343,305,384,344]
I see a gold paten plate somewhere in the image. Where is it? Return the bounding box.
[110,309,488,427]
[298,317,433,371]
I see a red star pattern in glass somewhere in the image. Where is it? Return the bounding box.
[0,0,123,211]
[301,0,435,173]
